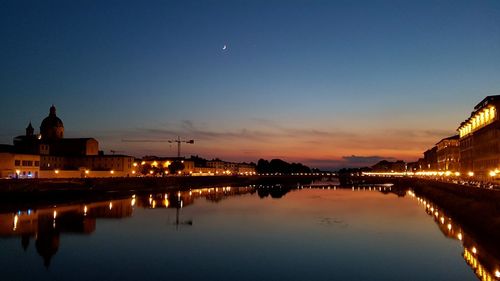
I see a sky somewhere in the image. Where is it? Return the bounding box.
[1,0,500,170]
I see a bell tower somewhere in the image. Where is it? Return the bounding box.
[26,122,34,137]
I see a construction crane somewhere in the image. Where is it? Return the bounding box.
[122,136,194,158]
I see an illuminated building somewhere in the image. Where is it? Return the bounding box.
[457,96,500,179]
[140,156,195,175]
[0,144,40,178]
[237,163,256,174]
[436,135,459,171]
[139,156,256,176]
[1,105,135,178]
[207,159,256,174]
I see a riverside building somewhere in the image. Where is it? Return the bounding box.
[1,105,134,178]
[436,135,460,172]
[457,95,500,180]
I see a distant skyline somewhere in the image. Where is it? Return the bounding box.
[1,0,500,169]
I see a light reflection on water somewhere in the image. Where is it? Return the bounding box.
[0,185,496,280]
[407,190,500,281]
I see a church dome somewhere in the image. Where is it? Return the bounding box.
[40,105,64,140]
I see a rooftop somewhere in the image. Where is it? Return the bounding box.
[436,135,459,145]
[474,95,500,111]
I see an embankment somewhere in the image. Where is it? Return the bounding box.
[0,175,320,206]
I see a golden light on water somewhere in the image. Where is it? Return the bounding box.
[411,192,498,280]
[13,215,18,231]
[463,248,495,281]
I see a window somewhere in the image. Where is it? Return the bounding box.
[34,161,40,167]
[14,160,21,166]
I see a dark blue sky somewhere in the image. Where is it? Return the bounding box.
[1,0,499,169]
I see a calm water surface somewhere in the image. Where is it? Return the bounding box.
[0,185,493,280]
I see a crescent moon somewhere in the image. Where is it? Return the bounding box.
[222,45,227,50]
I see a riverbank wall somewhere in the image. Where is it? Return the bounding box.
[0,175,321,204]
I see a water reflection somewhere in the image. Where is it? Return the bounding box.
[0,184,397,270]
[0,186,259,268]
[407,190,500,280]
[1,184,499,280]
[1,199,133,267]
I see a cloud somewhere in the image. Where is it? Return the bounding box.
[302,155,397,170]
[342,155,397,163]
[384,129,455,140]
[84,119,453,168]
[131,119,358,143]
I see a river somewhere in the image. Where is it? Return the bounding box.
[0,184,496,280]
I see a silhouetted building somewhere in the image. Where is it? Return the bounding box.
[40,105,64,140]
[3,105,134,178]
[371,160,406,172]
[406,161,419,172]
[423,146,438,170]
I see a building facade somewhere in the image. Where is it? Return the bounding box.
[0,145,40,178]
[423,146,438,170]
[138,157,256,176]
[436,135,460,171]
[457,95,500,179]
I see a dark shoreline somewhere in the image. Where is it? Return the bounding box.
[0,175,321,209]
